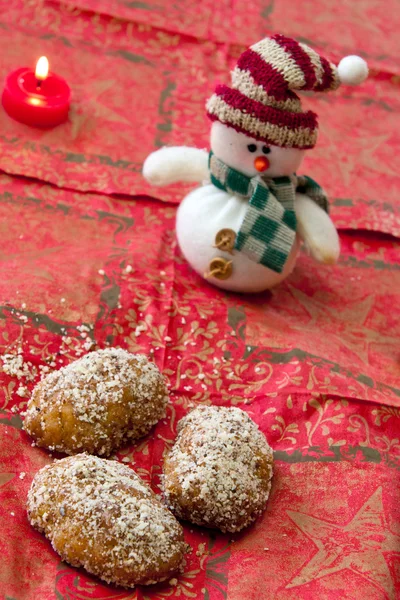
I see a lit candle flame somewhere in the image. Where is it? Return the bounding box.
[35,56,49,81]
[28,97,43,106]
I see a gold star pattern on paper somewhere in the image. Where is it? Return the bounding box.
[38,79,134,144]
[289,287,398,366]
[286,487,400,598]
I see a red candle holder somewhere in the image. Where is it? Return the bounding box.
[2,59,71,128]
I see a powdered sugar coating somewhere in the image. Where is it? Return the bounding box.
[163,406,273,533]
[23,348,168,456]
[27,454,187,587]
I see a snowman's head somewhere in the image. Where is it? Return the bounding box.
[210,122,305,179]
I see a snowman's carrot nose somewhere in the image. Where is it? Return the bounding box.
[254,156,269,172]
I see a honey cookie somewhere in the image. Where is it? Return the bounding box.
[163,406,273,532]
[24,348,168,456]
[27,453,187,587]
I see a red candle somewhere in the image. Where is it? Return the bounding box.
[2,56,71,128]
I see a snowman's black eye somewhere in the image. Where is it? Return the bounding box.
[262,146,271,154]
[247,144,257,153]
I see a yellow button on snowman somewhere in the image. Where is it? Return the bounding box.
[143,34,368,293]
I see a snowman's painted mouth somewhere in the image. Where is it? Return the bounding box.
[254,156,270,172]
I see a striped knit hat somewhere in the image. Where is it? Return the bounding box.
[206,34,368,149]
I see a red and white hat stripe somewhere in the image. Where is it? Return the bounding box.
[206,34,348,149]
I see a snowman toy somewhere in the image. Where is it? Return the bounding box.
[143,34,368,293]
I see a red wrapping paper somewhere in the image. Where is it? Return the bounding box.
[0,174,399,599]
[0,1,399,599]
[42,0,400,73]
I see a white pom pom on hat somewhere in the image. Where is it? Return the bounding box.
[338,55,369,86]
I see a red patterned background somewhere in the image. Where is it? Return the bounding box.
[0,1,399,599]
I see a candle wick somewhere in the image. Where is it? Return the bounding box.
[36,80,42,91]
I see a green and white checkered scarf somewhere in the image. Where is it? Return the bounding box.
[208,151,328,273]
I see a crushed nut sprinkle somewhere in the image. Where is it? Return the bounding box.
[23,348,169,456]
[27,454,187,587]
[1,351,37,381]
[163,406,273,533]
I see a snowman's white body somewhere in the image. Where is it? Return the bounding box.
[176,183,300,292]
[143,123,340,293]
